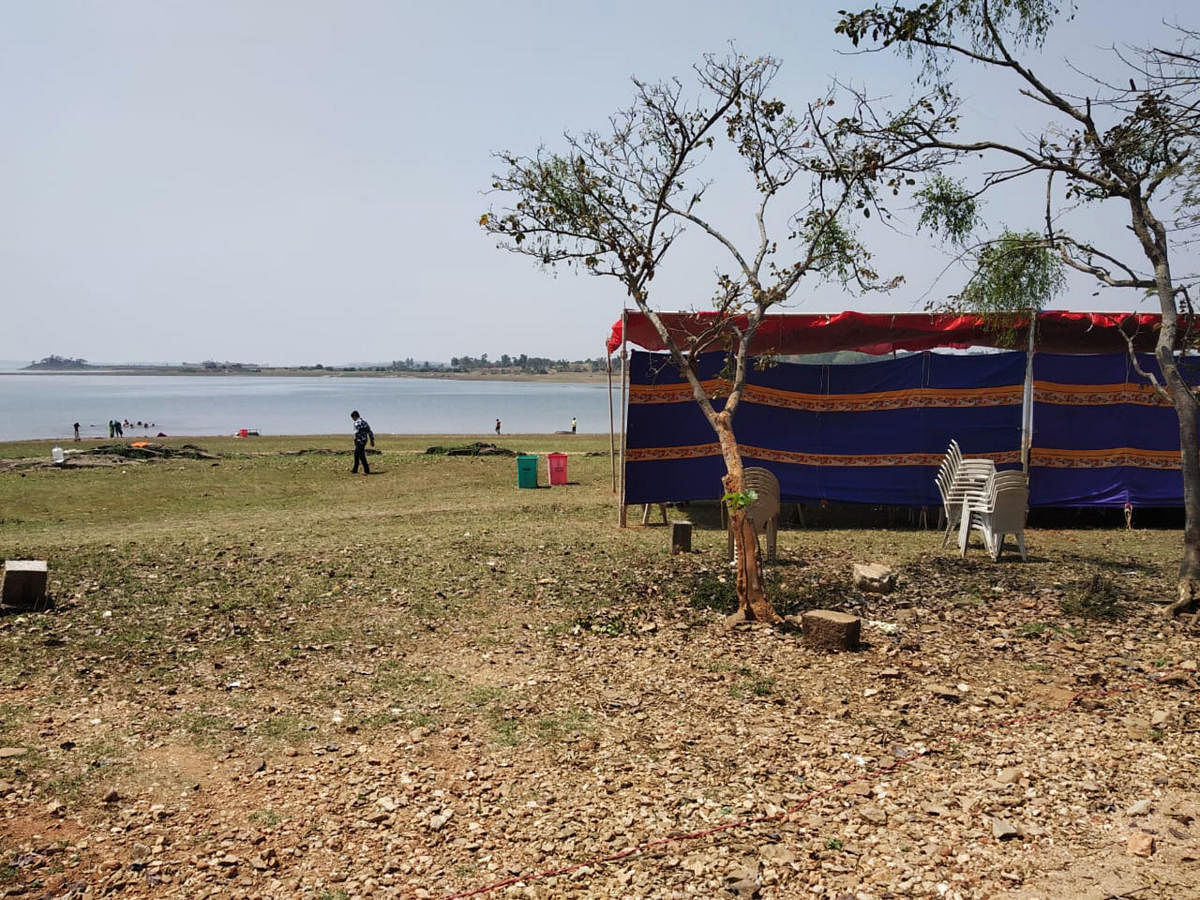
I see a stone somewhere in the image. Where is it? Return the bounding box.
[996,767,1022,785]
[0,747,29,759]
[859,804,888,826]
[991,817,1021,841]
[670,522,692,554]
[801,610,861,651]
[1,560,48,609]
[1158,671,1193,685]
[1127,832,1155,857]
[1126,799,1152,816]
[853,563,897,594]
[725,860,761,898]
[930,684,962,701]
[759,844,795,864]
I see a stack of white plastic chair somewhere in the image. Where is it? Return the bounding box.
[934,440,996,547]
[724,466,781,563]
[958,470,1029,560]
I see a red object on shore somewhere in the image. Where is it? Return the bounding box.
[547,452,568,486]
[237,428,249,438]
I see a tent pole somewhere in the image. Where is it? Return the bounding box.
[606,347,616,492]
[619,310,629,527]
[1021,311,1037,474]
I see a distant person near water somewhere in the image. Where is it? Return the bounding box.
[108,420,115,438]
[571,416,577,434]
[73,422,80,441]
[495,418,501,435]
[350,410,375,475]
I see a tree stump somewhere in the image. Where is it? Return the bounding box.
[670,522,692,554]
[2,561,48,610]
[801,610,861,651]
[853,563,897,594]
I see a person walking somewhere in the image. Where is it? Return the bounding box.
[350,410,375,475]
[571,416,577,434]
[495,418,501,435]
[73,422,80,441]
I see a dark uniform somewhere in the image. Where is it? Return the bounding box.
[351,413,374,474]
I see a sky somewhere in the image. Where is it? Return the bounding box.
[2,1,1196,367]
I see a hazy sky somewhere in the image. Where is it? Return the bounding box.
[3,1,1196,366]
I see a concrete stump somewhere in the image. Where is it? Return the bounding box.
[670,522,692,554]
[801,609,861,651]
[2,560,48,609]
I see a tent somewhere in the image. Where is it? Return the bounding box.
[607,310,1197,520]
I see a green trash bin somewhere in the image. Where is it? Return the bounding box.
[516,454,538,489]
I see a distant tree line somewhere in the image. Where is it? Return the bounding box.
[199,360,261,371]
[27,355,89,369]
[329,356,610,373]
[446,354,607,374]
[24,355,611,374]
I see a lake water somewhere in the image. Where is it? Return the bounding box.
[0,374,621,442]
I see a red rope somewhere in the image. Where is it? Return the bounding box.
[439,669,1191,899]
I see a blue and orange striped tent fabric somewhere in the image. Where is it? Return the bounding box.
[625,349,1196,508]
[1029,353,1198,506]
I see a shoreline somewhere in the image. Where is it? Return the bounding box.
[3,368,613,383]
[0,432,608,450]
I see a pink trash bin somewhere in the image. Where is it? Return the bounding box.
[547,452,568,486]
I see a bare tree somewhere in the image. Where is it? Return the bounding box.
[837,1,1200,614]
[482,52,908,623]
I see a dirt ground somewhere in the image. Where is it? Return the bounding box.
[1,442,1198,898]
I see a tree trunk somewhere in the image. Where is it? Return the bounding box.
[1165,372,1200,616]
[714,414,780,624]
[1147,251,1200,616]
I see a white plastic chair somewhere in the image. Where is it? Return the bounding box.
[980,473,1029,561]
[641,503,669,525]
[724,467,781,563]
[935,441,995,546]
[959,470,1028,560]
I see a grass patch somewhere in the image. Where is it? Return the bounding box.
[686,567,806,615]
[688,569,738,613]
[255,714,310,744]
[182,713,234,749]
[1060,574,1127,620]
[534,706,593,743]
[248,808,286,828]
[465,685,522,745]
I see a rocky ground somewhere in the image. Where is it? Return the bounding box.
[1,442,1197,898]
[4,552,1197,899]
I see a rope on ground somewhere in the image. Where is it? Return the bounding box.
[438,668,1193,900]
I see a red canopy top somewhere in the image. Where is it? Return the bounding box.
[606,310,1173,356]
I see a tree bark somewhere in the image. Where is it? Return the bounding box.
[713,412,781,624]
[1130,202,1200,616]
[1164,360,1200,615]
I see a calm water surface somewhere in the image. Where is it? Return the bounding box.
[0,374,620,442]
